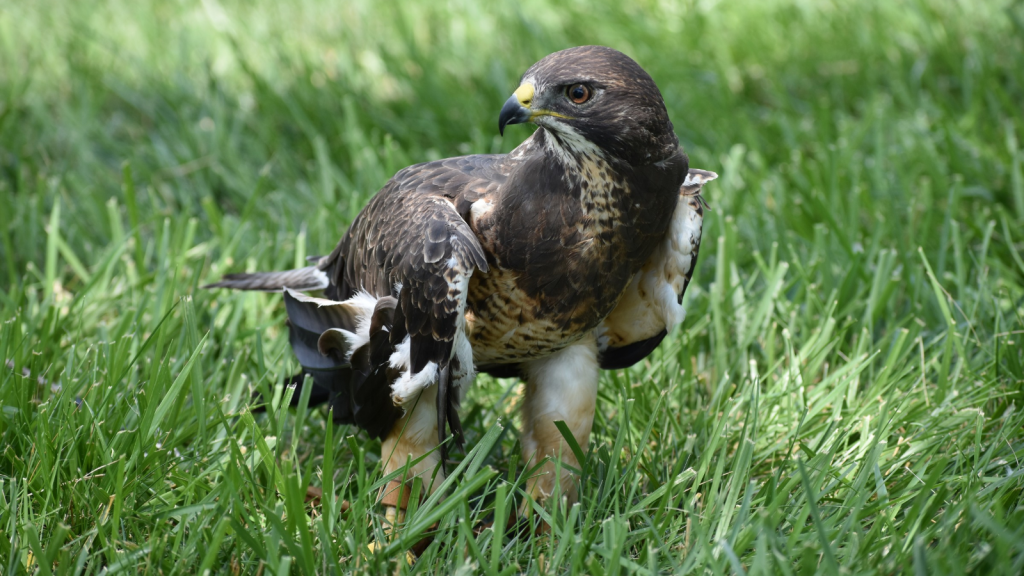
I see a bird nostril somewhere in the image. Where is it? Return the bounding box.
[514,83,535,109]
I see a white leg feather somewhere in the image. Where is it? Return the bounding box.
[520,335,600,503]
[381,386,444,494]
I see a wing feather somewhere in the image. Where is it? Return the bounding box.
[598,168,716,369]
[320,156,503,450]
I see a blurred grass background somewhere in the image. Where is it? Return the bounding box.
[1,0,1023,573]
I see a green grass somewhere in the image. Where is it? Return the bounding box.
[2,0,1024,573]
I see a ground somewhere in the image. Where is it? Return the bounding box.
[1,0,1023,573]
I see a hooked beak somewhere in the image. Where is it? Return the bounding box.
[498,83,535,136]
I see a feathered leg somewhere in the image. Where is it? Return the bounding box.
[380,385,445,503]
[369,386,443,562]
[519,334,600,506]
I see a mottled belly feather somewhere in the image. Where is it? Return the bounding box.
[465,269,584,365]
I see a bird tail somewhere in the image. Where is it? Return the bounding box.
[202,266,330,292]
[280,289,403,440]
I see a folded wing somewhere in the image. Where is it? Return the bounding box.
[597,168,717,369]
[206,157,498,452]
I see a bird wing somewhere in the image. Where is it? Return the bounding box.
[312,156,502,448]
[325,156,503,373]
[597,168,717,369]
[206,155,506,452]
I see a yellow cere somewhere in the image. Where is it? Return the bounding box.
[514,83,535,107]
[514,82,573,120]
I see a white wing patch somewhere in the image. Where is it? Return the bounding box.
[283,288,376,361]
[390,348,439,406]
[598,169,717,350]
[449,273,476,403]
[287,285,472,409]
[334,290,378,358]
[390,270,476,408]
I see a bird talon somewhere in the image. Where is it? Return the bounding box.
[365,505,417,565]
[364,542,416,565]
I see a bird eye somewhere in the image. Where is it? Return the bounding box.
[566,84,591,104]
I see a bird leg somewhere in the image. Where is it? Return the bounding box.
[519,335,599,512]
[369,386,444,557]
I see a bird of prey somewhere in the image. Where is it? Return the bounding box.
[206,45,716,516]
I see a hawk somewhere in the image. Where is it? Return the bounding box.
[206,46,716,515]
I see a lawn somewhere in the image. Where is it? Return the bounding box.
[2,0,1023,573]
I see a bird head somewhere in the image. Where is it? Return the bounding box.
[498,46,680,166]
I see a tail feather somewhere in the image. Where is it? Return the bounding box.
[348,301,403,438]
[281,288,402,440]
[284,290,365,342]
[289,321,338,370]
[202,266,329,292]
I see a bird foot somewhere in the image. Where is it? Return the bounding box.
[364,480,427,563]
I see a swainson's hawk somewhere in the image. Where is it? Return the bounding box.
[206,45,716,515]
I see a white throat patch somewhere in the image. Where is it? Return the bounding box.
[539,120,604,171]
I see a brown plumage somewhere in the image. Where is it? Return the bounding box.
[206,46,716,502]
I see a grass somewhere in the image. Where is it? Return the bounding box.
[1,0,1023,573]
